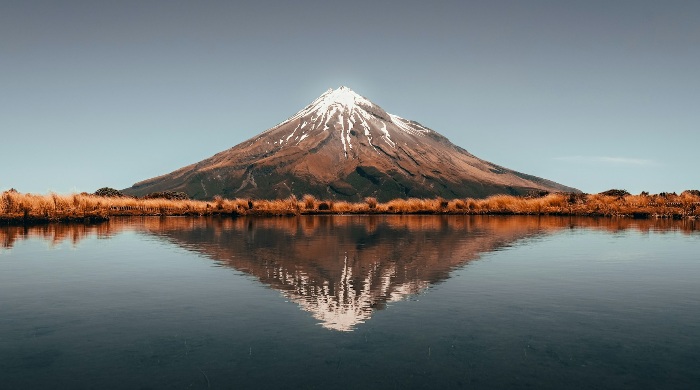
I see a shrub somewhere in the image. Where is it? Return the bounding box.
[214,195,224,210]
[364,197,378,209]
[143,191,189,200]
[525,190,550,198]
[287,195,300,212]
[599,189,630,198]
[302,195,317,210]
[94,187,125,197]
[561,192,586,204]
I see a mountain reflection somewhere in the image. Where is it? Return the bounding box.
[136,216,552,331]
[2,216,697,331]
[134,215,699,331]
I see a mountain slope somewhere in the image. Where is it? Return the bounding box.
[123,86,578,201]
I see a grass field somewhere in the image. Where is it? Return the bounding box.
[1,190,699,225]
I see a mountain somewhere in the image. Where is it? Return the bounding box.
[123,86,578,201]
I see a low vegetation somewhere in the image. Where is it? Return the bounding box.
[1,189,699,225]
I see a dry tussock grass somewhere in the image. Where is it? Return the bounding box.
[2,190,699,224]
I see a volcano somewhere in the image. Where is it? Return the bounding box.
[123,86,577,201]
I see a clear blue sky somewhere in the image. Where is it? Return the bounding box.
[1,1,698,195]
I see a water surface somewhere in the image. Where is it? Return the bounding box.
[1,216,699,389]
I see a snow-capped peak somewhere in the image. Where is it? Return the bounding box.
[270,86,433,157]
[322,86,374,108]
[307,86,375,115]
[282,86,376,124]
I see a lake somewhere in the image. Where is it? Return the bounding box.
[1,216,699,389]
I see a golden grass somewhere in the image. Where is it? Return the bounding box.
[2,190,699,225]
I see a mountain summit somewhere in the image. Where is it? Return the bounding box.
[124,87,578,200]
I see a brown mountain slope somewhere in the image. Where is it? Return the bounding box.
[123,87,578,201]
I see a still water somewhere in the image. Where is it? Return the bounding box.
[1,216,699,389]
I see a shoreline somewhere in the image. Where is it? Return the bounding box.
[1,208,697,227]
[2,191,699,226]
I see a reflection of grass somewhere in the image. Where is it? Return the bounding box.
[1,190,699,225]
[4,214,699,250]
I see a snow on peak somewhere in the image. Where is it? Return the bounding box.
[272,87,432,155]
[318,86,374,110]
[282,86,375,123]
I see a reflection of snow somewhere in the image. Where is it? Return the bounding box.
[134,216,550,334]
[273,254,429,332]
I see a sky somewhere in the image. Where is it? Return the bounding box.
[1,0,698,195]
